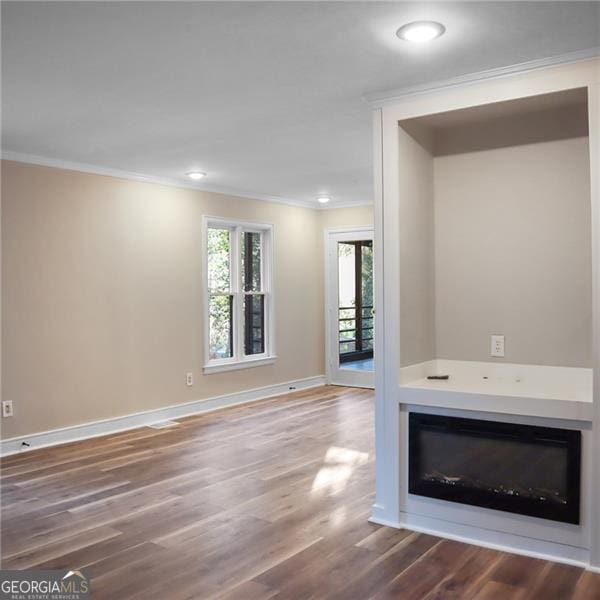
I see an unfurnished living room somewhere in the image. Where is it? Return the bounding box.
[1,2,600,599]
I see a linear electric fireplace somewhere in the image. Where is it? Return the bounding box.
[408,413,581,524]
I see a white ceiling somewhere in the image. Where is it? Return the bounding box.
[2,2,599,208]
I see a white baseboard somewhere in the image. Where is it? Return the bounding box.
[368,515,401,529]
[588,565,600,573]
[369,502,395,527]
[0,375,326,457]
[369,510,592,570]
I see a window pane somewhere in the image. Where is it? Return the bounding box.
[339,330,355,341]
[242,231,262,292]
[338,242,356,309]
[244,294,265,355]
[362,241,373,308]
[339,341,356,354]
[208,228,231,292]
[340,319,356,332]
[339,308,355,320]
[209,295,233,359]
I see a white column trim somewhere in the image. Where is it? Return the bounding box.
[589,80,600,569]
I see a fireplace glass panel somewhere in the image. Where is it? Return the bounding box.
[409,413,581,524]
[418,430,568,502]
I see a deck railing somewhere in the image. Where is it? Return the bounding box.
[339,304,373,361]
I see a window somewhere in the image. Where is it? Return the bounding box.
[203,217,274,373]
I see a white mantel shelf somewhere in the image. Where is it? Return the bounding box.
[399,360,593,422]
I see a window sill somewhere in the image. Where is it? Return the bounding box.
[203,355,277,374]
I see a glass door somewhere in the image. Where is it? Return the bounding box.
[338,240,374,368]
[327,229,374,388]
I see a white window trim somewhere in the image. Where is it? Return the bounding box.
[202,216,276,374]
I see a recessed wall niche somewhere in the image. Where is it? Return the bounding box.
[397,88,592,371]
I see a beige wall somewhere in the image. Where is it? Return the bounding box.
[319,205,373,230]
[1,161,361,438]
[434,137,592,367]
[398,127,436,367]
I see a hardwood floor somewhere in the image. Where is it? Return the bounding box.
[1,385,599,599]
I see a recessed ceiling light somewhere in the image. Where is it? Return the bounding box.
[396,21,445,43]
[187,171,206,181]
[317,196,331,204]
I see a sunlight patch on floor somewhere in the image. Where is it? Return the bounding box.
[311,446,370,496]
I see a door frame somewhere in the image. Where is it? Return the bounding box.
[324,226,375,389]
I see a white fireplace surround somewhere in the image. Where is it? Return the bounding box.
[369,58,600,571]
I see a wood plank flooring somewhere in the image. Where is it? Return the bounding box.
[1,386,599,599]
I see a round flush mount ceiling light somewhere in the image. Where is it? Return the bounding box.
[187,171,206,181]
[396,21,445,43]
[317,196,331,204]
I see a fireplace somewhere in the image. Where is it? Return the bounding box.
[408,413,581,524]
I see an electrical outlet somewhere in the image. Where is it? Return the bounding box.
[490,335,505,358]
[186,372,194,387]
[2,400,14,418]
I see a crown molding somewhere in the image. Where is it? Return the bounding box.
[364,47,600,107]
[1,150,370,211]
[0,150,312,208]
